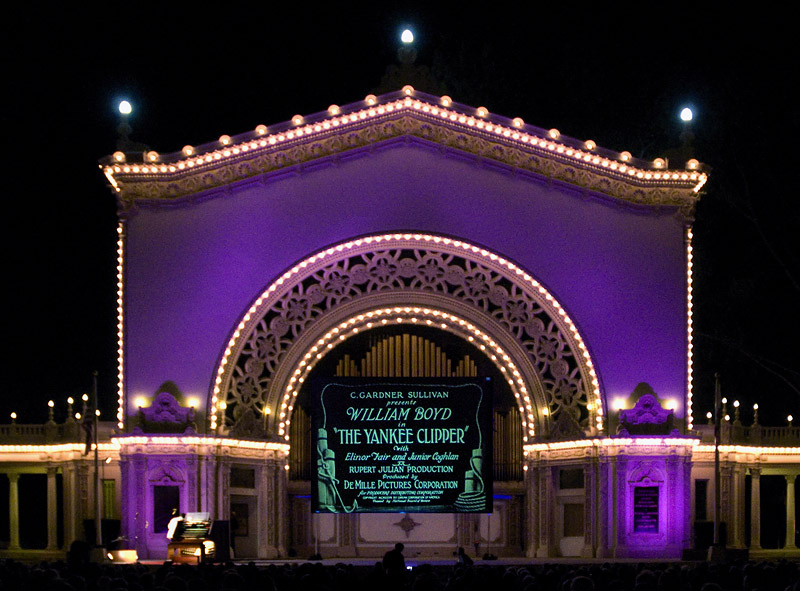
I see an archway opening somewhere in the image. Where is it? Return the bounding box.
[287,323,524,483]
[213,233,603,443]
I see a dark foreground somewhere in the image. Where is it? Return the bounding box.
[2,558,799,591]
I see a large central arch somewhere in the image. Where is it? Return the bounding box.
[211,233,604,441]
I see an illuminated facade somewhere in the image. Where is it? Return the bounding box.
[14,88,795,561]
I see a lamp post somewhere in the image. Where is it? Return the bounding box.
[93,373,102,550]
[116,100,133,152]
[708,373,724,561]
[82,372,103,557]
[397,27,417,65]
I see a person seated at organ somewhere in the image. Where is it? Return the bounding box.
[166,508,185,541]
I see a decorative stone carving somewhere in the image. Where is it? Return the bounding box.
[231,408,268,440]
[134,391,196,434]
[547,408,586,440]
[617,384,678,436]
[148,463,184,485]
[222,242,593,439]
[628,461,665,485]
[394,514,421,538]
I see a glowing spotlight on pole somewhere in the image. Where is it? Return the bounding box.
[680,107,693,122]
[118,100,132,115]
[401,29,414,44]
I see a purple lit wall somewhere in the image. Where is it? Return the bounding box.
[124,141,687,424]
[612,450,693,558]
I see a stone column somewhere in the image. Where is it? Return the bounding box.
[61,465,75,548]
[47,467,58,550]
[8,473,20,549]
[787,474,797,549]
[257,457,287,558]
[733,465,747,548]
[750,468,761,550]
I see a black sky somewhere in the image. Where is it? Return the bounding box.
[2,5,798,427]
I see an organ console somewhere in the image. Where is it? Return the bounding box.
[166,512,216,564]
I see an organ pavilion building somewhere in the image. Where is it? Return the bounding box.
[3,87,799,562]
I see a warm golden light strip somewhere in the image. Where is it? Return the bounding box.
[117,223,125,429]
[686,227,694,430]
[104,91,707,193]
[103,168,120,193]
[524,437,699,453]
[115,436,289,452]
[0,441,121,453]
[693,175,708,193]
[210,233,603,436]
[695,444,800,455]
[276,306,534,443]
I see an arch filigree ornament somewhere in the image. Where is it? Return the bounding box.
[211,233,604,441]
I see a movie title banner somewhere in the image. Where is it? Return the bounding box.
[312,378,492,513]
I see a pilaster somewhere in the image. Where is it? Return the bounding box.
[666,456,679,548]
[535,466,554,557]
[525,461,538,558]
[613,457,626,557]
[596,458,610,558]
[682,457,692,550]
[276,457,288,556]
[582,458,596,557]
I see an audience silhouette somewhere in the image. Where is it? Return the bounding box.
[2,556,799,591]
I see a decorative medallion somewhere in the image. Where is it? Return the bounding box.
[394,514,422,538]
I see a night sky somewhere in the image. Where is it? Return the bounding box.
[2,5,798,427]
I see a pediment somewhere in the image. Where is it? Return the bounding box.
[102,88,706,217]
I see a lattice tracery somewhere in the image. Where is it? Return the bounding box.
[221,240,596,439]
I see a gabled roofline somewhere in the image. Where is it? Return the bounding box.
[101,87,707,214]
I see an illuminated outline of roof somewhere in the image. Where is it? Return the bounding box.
[101,87,707,213]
